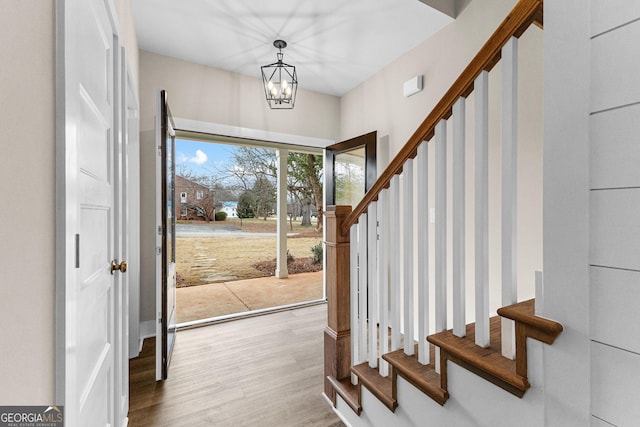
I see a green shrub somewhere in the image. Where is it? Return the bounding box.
[311,243,323,265]
[215,211,227,221]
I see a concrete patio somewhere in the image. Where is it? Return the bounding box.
[176,270,324,323]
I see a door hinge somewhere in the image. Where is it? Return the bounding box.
[157,225,163,236]
[156,246,162,255]
[157,145,162,156]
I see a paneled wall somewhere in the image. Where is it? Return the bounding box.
[589,1,640,425]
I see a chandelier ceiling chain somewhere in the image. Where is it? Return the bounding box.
[261,39,298,109]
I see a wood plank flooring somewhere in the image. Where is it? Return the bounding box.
[129,304,344,427]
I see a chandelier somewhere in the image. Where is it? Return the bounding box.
[261,40,298,109]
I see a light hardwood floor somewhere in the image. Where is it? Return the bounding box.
[129,304,345,427]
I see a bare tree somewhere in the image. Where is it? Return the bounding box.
[223,147,324,230]
[287,153,323,231]
[229,147,276,186]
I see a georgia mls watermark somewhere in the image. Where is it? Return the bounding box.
[0,406,63,427]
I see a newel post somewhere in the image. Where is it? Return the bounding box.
[324,205,352,403]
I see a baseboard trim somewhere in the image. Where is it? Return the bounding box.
[324,393,353,427]
[139,320,156,354]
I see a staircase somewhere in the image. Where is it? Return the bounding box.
[330,299,561,415]
[323,0,563,423]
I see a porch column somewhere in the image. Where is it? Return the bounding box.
[324,205,352,402]
[276,149,289,278]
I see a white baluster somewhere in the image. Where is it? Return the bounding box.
[501,36,518,359]
[452,97,466,338]
[390,175,402,350]
[403,160,415,356]
[475,71,490,348]
[378,191,390,376]
[368,202,378,369]
[417,142,430,365]
[358,214,368,362]
[435,121,447,322]
[350,223,359,384]
[435,119,447,372]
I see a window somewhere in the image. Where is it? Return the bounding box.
[180,192,187,203]
[180,207,187,217]
[196,190,204,200]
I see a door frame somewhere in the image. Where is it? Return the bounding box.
[156,90,177,381]
[324,131,377,207]
[125,58,141,360]
[159,118,333,327]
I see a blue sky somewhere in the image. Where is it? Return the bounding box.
[175,139,237,176]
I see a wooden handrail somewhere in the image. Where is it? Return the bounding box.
[341,0,543,236]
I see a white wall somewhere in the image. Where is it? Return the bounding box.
[588,2,640,425]
[137,51,341,325]
[543,2,640,425]
[0,0,56,404]
[542,0,591,425]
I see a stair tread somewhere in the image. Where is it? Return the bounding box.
[327,375,361,415]
[427,316,530,396]
[352,362,397,412]
[497,299,563,344]
[382,345,448,406]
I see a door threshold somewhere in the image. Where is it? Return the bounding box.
[176,299,327,330]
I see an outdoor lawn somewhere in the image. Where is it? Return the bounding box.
[176,218,323,287]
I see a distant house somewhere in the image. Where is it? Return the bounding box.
[175,175,214,221]
[220,201,238,218]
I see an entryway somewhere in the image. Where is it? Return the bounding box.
[128,304,344,427]
[171,136,325,326]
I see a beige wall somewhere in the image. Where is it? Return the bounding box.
[138,51,340,138]
[0,0,139,405]
[340,0,523,148]
[0,0,56,404]
[340,0,543,316]
[138,51,341,323]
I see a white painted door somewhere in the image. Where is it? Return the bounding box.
[156,90,177,381]
[56,0,128,425]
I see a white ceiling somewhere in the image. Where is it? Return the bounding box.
[132,0,455,97]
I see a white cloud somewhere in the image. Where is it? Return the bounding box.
[177,152,188,163]
[188,149,208,165]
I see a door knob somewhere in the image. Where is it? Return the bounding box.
[111,260,128,275]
